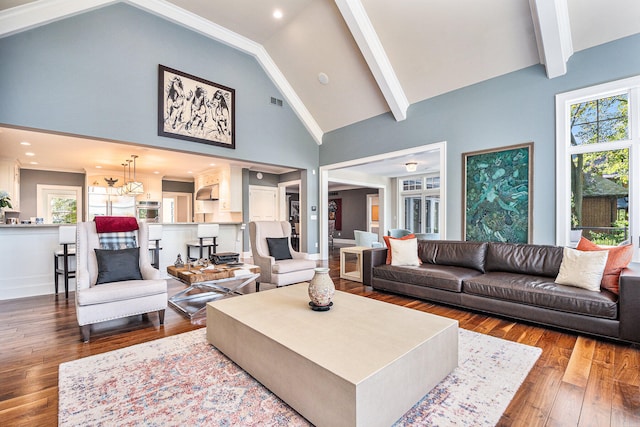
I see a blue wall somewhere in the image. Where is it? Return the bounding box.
[0,3,320,249]
[322,34,640,244]
[3,2,640,247]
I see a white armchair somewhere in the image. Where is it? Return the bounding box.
[354,230,383,248]
[249,221,316,290]
[75,221,167,342]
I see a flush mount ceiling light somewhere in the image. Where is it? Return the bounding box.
[405,162,418,172]
[273,9,283,19]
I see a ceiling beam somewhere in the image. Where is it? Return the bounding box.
[529,0,573,78]
[0,0,324,145]
[334,0,409,122]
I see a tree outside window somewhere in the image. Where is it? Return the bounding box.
[570,94,629,245]
[50,196,77,224]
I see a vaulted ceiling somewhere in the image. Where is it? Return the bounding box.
[2,0,640,147]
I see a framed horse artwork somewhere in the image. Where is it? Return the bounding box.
[158,65,235,149]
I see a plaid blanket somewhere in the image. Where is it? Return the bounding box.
[98,231,138,250]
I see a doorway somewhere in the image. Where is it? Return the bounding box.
[162,192,192,223]
[367,194,380,234]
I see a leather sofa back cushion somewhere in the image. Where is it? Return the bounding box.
[419,240,487,273]
[486,242,563,278]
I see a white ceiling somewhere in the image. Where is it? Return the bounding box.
[0,126,295,179]
[1,0,640,180]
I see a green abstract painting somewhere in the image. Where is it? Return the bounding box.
[463,143,533,243]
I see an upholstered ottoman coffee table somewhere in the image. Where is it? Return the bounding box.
[206,283,458,427]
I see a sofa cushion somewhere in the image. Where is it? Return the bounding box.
[577,237,633,295]
[555,247,608,292]
[390,237,420,266]
[374,264,483,292]
[418,240,487,273]
[463,272,618,319]
[485,242,563,278]
[383,234,416,264]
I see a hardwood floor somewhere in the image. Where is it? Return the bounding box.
[1,248,639,426]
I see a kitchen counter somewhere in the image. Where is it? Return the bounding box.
[0,222,246,300]
[0,221,242,227]
[0,223,60,227]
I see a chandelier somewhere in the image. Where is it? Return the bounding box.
[119,155,144,195]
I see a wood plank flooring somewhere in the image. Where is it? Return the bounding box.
[1,248,639,426]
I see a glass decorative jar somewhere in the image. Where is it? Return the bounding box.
[308,267,335,310]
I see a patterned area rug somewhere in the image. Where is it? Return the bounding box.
[59,328,541,426]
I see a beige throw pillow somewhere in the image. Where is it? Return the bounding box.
[555,247,608,292]
[390,237,420,267]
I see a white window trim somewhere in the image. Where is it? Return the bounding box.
[399,172,442,234]
[555,75,640,249]
[36,184,82,224]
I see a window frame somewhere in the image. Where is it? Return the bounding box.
[36,184,82,224]
[399,173,441,234]
[556,75,640,254]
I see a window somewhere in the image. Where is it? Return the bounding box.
[400,174,441,236]
[37,185,82,224]
[556,76,640,253]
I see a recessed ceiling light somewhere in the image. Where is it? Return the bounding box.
[154,171,160,174]
[187,171,193,174]
[20,141,31,146]
[273,9,283,19]
[95,165,103,169]
[30,161,38,165]
[25,152,35,156]
[209,163,216,166]
[318,72,329,85]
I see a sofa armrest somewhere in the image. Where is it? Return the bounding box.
[363,248,387,286]
[619,263,640,344]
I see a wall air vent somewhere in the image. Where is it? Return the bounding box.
[329,192,339,196]
[270,97,284,107]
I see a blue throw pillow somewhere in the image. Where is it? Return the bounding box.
[94,247,142,284]
[266,237,292,261]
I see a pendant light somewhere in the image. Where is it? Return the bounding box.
[126,155,144,195]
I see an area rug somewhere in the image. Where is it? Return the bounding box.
[59,328,541,426]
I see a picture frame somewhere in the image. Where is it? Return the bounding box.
[290,200,300,222]
[462,142,533,243]
[158,65,235,149]
[328,198,342,230]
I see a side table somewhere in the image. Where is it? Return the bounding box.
[339,246,370,283]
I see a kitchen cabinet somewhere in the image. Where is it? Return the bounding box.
[221,166,242,212]
[137,174,163,202]
[194,166,242,215]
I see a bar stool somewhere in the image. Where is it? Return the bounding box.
[186,224,219,261]
[148,224,163,270]
[54,225,76,299]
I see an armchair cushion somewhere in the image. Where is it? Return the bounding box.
[272,258,317,274]
[77,278,166,306]
[95,247,143,284]
[267,237,293,260]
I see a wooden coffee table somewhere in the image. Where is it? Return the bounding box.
[167,263,260,319]
[206,283,458,427]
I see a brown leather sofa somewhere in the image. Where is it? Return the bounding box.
[363,240,640,344]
